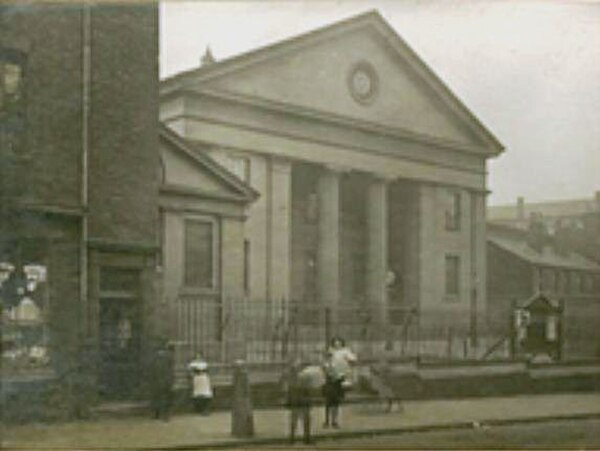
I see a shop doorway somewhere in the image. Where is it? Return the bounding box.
[98,267,142,399]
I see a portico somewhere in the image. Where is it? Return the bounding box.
[160,11,503,354]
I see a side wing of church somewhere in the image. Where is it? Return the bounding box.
[160,11,504,358]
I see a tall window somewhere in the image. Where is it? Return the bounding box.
[243,239,251,295]
[445,255,460,297]
[1,49,26,129]
[445,190,462,231]
[184,219,215,289]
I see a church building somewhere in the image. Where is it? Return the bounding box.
[160,11,504,356]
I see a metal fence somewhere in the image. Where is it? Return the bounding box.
[173,292,600,368]
[172,294,507,366]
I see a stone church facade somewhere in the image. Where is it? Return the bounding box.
[161,11,504,355]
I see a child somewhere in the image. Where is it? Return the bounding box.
[151,341,175,421]
[282,358,313,444]
[321,350,344,428]
[369,361,400,413]
[188,356,213,415]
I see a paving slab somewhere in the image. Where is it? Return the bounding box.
[2,393,600,450]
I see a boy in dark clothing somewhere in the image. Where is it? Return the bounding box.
[282,359,313,444]
[321,360,344,428]
[150,343,175,420]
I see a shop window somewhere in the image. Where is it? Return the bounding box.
[445,255,460,298]
[1,242,51,374]
[445,190,461,231]
[184,218,215,289]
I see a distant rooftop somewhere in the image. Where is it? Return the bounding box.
[488,225,600,272]
[489,193,600,223]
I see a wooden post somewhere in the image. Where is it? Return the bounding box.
[231,360,254,438]
[446,327,453,360]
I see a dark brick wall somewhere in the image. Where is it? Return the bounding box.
[47,219,81,363]
[2,3,159,393]
[88,4,159,246]
[486,243,532,308]
[2,3,159,244]
[2,5,84,207]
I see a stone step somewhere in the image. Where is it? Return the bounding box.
[90,401,149,418]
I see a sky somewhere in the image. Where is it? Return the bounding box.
[160,0,600,206]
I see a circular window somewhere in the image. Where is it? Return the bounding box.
[348,61,379,105]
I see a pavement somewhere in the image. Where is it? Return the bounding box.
[2,393,600,450]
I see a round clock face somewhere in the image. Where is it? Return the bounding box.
[352,70,373,97]
[348,62,378,104]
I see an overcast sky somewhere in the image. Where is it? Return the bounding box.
[160,0,600,206]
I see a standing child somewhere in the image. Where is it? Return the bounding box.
[282,358,313,444]
[189,356,213,415]
[321,350,344,428]
[151,342,175,420]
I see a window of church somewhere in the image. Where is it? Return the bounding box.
[183,218,216,289]
[445,255,460,298]
[445,190,462,231]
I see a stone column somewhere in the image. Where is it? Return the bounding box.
[269,157,292,314]
[317,166,342,325]
[366,175,390,335]
[471,191,487,350]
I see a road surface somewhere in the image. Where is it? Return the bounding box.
[269,418,600,449]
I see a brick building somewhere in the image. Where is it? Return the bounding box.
[1,3,159,398]
[489,193,600,264]
[487,224,600,359]
[161,11,504,358]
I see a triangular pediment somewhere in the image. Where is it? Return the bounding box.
[159,125,258,202]
[166,11,503,154]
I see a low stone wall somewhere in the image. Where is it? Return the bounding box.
[172,359,600,412]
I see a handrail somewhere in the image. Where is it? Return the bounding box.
[480,335,509,360]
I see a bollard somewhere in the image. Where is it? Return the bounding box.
[231,359,254,438]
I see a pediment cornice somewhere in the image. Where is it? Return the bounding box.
[166,87,491,157]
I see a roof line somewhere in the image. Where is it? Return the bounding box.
[487,237,600,272]
[161,9,379,86]
[159,124,259,201]
[161,9,504,155]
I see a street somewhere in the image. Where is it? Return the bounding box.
[264,418,600,449]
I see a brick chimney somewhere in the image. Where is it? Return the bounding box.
[517,196,525,221]
[201,46,215,66]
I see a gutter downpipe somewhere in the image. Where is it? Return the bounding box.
[81,3,91,339]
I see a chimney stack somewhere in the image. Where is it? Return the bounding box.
[517,196,525,221]
[201,46,215,66]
